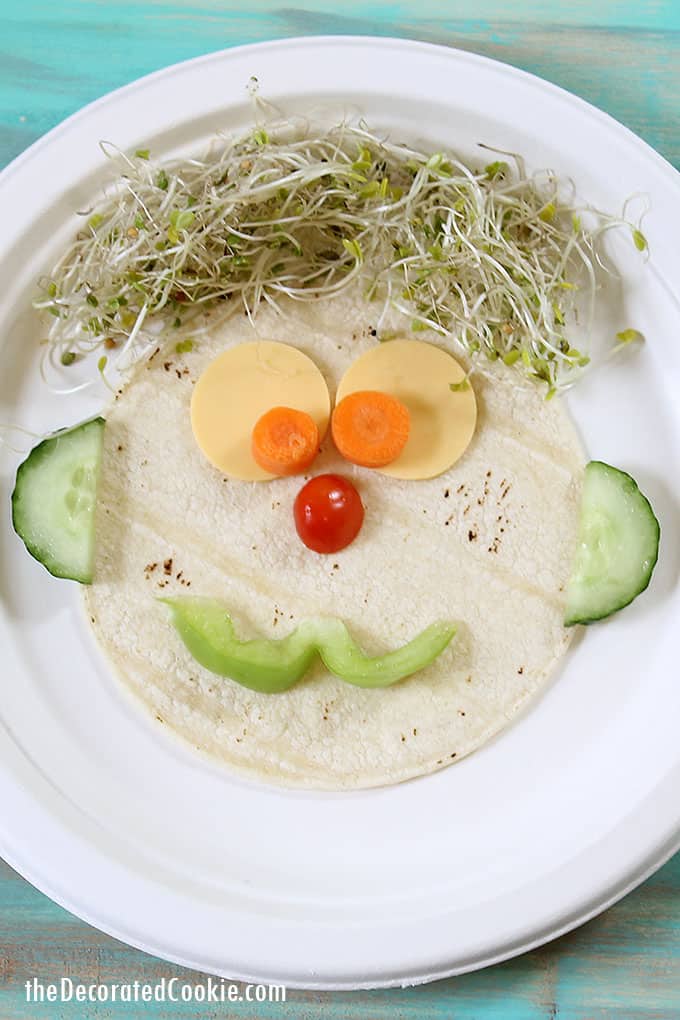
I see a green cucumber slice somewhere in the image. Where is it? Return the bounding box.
[564,460,660,626]
[11,417,105,583]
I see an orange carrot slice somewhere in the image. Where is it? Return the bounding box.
[331,390,410,468]
[251,407,320,476]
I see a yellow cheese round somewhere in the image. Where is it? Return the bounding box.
[191,341,331,481]
[335,339,476,479]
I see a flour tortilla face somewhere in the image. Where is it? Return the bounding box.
[84,291,584,789]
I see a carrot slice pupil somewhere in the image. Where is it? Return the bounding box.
[356,406,390,442]
[331,390,410,468]
[251,406,320,476]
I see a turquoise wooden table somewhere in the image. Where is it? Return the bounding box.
[1,2,679,1017]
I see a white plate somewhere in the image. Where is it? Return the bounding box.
[1,37,679,990]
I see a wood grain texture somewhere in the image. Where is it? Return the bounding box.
[1,1,679,1016]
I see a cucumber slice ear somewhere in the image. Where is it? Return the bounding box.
[564,460,660,626]
[11,417,105,584]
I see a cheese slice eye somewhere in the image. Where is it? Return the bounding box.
[334,339,477,479]
[191,341,331,481]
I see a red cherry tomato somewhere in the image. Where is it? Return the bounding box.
[293,474,364,554]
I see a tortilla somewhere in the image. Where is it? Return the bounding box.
[83,289,584,789]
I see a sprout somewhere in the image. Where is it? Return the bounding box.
[342,238,363,262]
[485,161,508,181]
[632,229,648,252]
[615,328,644,344]
[34,118,647,395]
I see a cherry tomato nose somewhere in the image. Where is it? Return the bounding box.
[293,474,364,554]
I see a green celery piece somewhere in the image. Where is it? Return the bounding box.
[161,597,456,693]
[316,617,457,688]
[161,598,317,693]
